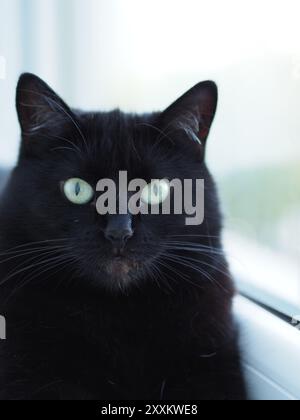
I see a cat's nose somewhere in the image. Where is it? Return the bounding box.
[105,229,133,248]
[104,215,133,249]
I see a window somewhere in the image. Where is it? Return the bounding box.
[0,0,299,317]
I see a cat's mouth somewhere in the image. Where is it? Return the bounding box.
[104,256,140,279]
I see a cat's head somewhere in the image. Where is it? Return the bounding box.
[6,73,220,292]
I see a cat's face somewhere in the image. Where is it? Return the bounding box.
[7,74,220,292]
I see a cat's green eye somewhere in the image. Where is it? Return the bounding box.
[63,178,94,205]
[141,179,170,206]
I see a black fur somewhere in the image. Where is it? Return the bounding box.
[0,74,246,400]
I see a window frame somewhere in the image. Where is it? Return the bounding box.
[234,296,300,400]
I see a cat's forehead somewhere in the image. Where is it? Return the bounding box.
[67,110,196,181]
[71,110,162,178]
[80,110,156,141]
[80,111,159,152]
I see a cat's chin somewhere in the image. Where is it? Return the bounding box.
[105,257,138,278]
[99,257,143,291]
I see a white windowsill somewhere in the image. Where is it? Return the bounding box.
[234,296,300,400]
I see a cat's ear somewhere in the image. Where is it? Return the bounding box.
[160,81,218,159]
[16,73,72,137]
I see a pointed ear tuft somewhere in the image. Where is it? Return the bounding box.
[160,81,218,158]
[16,73,71,136]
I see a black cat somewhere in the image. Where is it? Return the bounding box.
[0,74,246,400]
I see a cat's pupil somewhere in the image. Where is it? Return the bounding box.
[154,184,159,196]
[75,182,81,196]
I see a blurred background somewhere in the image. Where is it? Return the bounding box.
[0,0,299,315]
